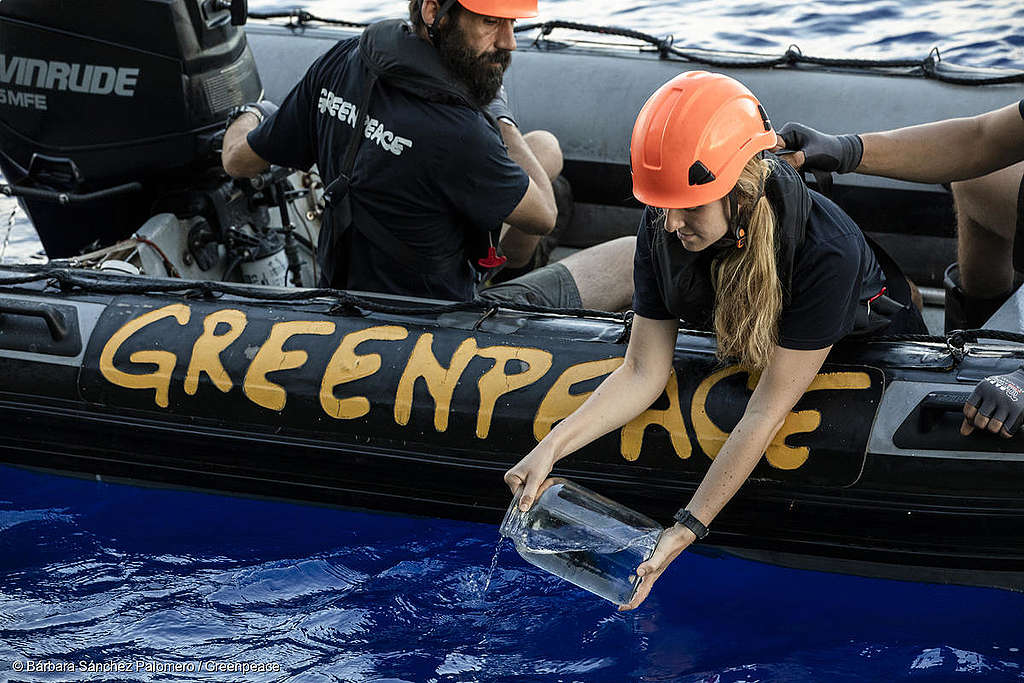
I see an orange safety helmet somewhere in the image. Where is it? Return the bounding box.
[630,71,777,210]
[432,0,538,24]
[455,0,538,18]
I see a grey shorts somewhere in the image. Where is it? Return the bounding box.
[478,262,582,309]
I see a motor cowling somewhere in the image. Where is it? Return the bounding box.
[0,0,262,256]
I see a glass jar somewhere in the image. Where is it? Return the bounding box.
[500,477,663,606]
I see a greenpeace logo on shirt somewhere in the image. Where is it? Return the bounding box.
[318,88,413,157]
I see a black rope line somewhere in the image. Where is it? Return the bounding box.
[516,20,676,58]
[7,267,1024,349]
[246,9,369,28]
[248,11,1024,85]
[0,268,627,323]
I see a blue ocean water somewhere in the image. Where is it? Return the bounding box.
[1,464,1023,682]
[252,0,1024,69]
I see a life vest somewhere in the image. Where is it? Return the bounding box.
[318,20,505,288]
[648,158,906,336]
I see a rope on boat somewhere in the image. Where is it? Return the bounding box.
[244,12,1024,85]
[0,267,628,324]
[5,266,1024,350]
[246,9,368,29]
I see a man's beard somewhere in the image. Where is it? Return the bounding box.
[436,21,511,107]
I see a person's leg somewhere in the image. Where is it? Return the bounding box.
[953,160,1024,298]
[500,130,564,268]
[481,236,636,311]
[558,236,636,311]
[523,130,563,180]
[906,276,923,312]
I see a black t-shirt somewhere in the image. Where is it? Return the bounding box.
[632,192,886,350]
[247,38,530,301]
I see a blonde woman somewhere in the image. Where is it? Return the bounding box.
[503,71,926,610]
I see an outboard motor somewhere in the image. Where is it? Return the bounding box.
[0,0,262,258]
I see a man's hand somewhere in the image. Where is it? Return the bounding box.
[486,85,516,127]
[222,100,277,178]
[617,524,695,611]
[962,366,1024,438]
[774,122,864,174]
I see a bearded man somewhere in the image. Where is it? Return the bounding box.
[222,0,634,311]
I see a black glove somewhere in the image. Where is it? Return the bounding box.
[777,122,863,174]
[486,85,516,127]
[964,365,1024,437]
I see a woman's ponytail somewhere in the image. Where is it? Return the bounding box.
[711,157,781,370]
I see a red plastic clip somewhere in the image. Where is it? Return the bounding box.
[478,246,507,269]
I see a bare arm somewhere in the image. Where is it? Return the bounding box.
[221,113,270,179]
[500,121,557,235]
[683,345,831,524]
[619,344,832,610]
[504,315,680,508]
[858,102,1024,183]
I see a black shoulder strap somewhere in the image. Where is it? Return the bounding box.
[320,71,465,281]
[322,72,380,205]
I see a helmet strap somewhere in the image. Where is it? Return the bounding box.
[428,0,460,42]
[725,168,769,250]
[727,191,746,249]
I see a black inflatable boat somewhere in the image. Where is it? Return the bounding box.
[2,2,1024,591]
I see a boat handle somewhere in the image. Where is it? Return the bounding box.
[917,391,972,432]
[0,300,69,341]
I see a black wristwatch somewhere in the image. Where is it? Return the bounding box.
[673,509,710,540]
[225,102,273,129]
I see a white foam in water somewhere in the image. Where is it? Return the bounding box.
[910,648,944,670]
[951,647,993,673]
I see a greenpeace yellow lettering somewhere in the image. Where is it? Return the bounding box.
[690,365,745,459]
[97,304,874,468]
[620,369,690,461]
[99,303,191,408]
[184,309,247,395]
[758,370,871,469]
[474,345,553,439]
[395,333,478,432]
[534,357,624,441]
[691,365,872,469]
[320,325,409,420]
[243,321,335,411]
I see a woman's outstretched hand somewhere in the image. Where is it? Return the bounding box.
[617,523,696,611]
[503,443,557,512]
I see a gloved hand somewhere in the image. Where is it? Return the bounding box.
[486,85,516,127]
[776,122,863,174]
[961,365,1024,438]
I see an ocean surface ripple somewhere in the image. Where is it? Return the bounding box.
[1,467,1023,682]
